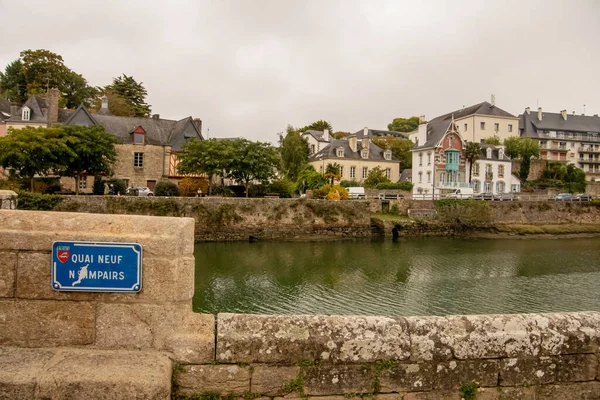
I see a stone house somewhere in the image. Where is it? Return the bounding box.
[519,107,600,181]
[308,133,400,183]
[6,90,204,192]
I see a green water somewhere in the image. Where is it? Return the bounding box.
[193,237,600,316]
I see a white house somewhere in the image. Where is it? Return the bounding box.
[467,144,520,195]
[302,129,331,156]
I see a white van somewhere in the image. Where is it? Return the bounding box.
[348,187,366,199]
[445,188,474,199]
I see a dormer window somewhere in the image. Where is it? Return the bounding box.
[336,147,344,157]
[486,148,492,159]
[361,149,368,159]
[132,126,146,145]
[384,150,392,161]
[498,149,504,159]
[22,107,30,121]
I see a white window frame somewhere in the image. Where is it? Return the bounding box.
[78,176,87,189]
[427,152,431,166]
[427,171,431,183]
[494,123,499,131]
[336,148,344,157]
[419,153,423,166]
[385,169,391,180]
[362,167,368,179]
[350,166,356,179]
[134,133,145,145]
[481,122,486,130]
[418,172,422,183]
[508,124,513,132]
[339,166,344,178]
[361,149,368,159]
[384,151,392,161]
[22,107,30,121]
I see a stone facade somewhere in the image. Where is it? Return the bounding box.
[113,143,170,188]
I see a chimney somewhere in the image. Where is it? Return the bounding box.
[525,107,530,115]
[47,88,59,126]
[152,114,160,120]
[363,127,368,138]
[348,135,357,152]
[10,102,18,116]
[561,110,567,120]
[323,129,330,141]
[491,94,496,107]
[419,115,426,124]
[537,107,542,121]
[193,118,202,133]
[100,95,109,111]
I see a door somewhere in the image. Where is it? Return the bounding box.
[146,180,157,191]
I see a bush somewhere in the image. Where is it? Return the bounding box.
[390,203,400,215]
[326,185,349,201]
[178,177,208,197]
[312,184,331,199]
[375,181,414,191]
[155,181,179,196]
[339,180,362,188]
[92,176,105,195]
[268,179,295,198]
[105,179,127,195]
[211,185,236,197]
[17,191,63,210]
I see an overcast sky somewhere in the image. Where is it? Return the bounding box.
[1,0,599,141]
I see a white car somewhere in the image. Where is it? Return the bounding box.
[127,187,154,196]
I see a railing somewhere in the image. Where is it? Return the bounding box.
[540,144,568,151]
[579,147,600,153]
[578,158,600,164]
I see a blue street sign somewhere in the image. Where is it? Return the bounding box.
[52,241,142,293]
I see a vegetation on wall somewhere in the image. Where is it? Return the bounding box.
[504,136,540,181]
[155,181,179,196]
[16,191,63,210]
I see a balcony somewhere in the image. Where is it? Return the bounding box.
[540,144,568,151]
[579,147,600,153]
[578,158,600,164]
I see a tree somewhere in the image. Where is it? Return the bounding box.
[387,116,420,132]
[279,129,309,181]
[177,138,231,196]
[332,131,351,139]
[299,120,333,133]
[295,165,326,193]
[227,139,280,197]
[372,137,413,170]
[565,164,586,193]
[0,127,76,191]
[324,163,342,185]
[464,142,482,183]
[518,138,540,181]
[483,136,501,145]
[503,137,521,159]
[56,126,117,195]
[105,74,152,117]
[88,90,136,117]
[0,59,27,103]
[363,166,390,188]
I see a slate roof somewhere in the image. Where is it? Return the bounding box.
[302,129,331,142]
[354,128,409,140]
[399,169,412,182]
[478,144,510,162]
[414,101,516,150]
[58,107,203,150]
[309,139,399,162]
[7,96,49,123]
[519,110,600,138]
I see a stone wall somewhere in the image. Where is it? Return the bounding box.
[511,159,546,181]
[53,196,373,241]
[173,312,600,400]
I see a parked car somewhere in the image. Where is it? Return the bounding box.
[554,193,573,201]
[574,193,593,201]
[126,186,154,197]
[446,188,474,199]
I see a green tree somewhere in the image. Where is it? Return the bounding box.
[324,163,342,185]
[279,128,309,181]
[88,89,135,117]
[0,127,76,191]
[105,74,152,117]
[371,137,413,170]
[565,164,586,193]
[332,131,351,139]
[155,181,179,196]
[0,59,27,103]
[518,138,540,181]
[387,116,420,132]
[297,120,333,133]
[363,166,390,188]
[56,125,117,195]
[295,165,326,193]
[503,136,521,159]
[227,139,280,197]
[464,142,482,183]
[483,136,501,145]
[177,138,231,196]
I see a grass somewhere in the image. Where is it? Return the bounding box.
[371,213,411,222]
[496,224,600,235]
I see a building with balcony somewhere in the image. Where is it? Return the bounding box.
[519,108,600,180]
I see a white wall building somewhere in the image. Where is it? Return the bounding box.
[301,129,331,156]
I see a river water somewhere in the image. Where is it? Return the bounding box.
[193,237,600,316]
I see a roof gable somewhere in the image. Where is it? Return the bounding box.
[64,106,98,127]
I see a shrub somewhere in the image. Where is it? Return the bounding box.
[17,191,63,210]
[268,178,295,198]
[211,185,236,197]
[339,180,362,188]
[390,203,400,215]
[375,182,414,191]
[92,176,105,195]
[363,167,390,188]
[105,179,127,195]
[178,177,208,197]
[326,185,349,201]
[155,181,179,196]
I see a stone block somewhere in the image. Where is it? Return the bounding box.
[96,303,214,363]
[0,347,55,399]
[217,313,410,364]
[531,381,600,399]
[555,354,597,382]
[0,252,16,297]
[251,365,301,396]
[0,299,95,347]
[36,349,172,400]
[379,363,434,393]
[17,252,194,302]
[499,357,556,386]
[433,360,499,389]
[304,364,374,396]
[405,316,453,361]
[537,312,600,355]
[176,364,250,396]
[375,394,406,400]
[0,210,195,257]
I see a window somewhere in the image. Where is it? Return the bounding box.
[384,150,392,161]
[134,133,145,145]
[336,148,344,157]
[499,149,504,159]
[448,135,453,148]
[386,169,391,180]
[473,163,480,176]
[350,166,356,178]
[480,122,486,130]
[508,124,513,132]
[494,123,499,131]
[498,165,504,178]
[339,166,344,178]
[22,107,30,121]
[362,167,368,179]
[79,176,87,189]
[497,182,505,193]
[427,171,431,183]
[511,184,519,193]
[486,148,492,159]
[473,180,480,193]
[440,172,445,183]
[310,144,315,154]
[427,152,431,166]
[134,152,144,168]
[484,182,491,193]
[418,172,422,183]
[419,153,423,166]
[464,124,467,132]
[361,149,368,159]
